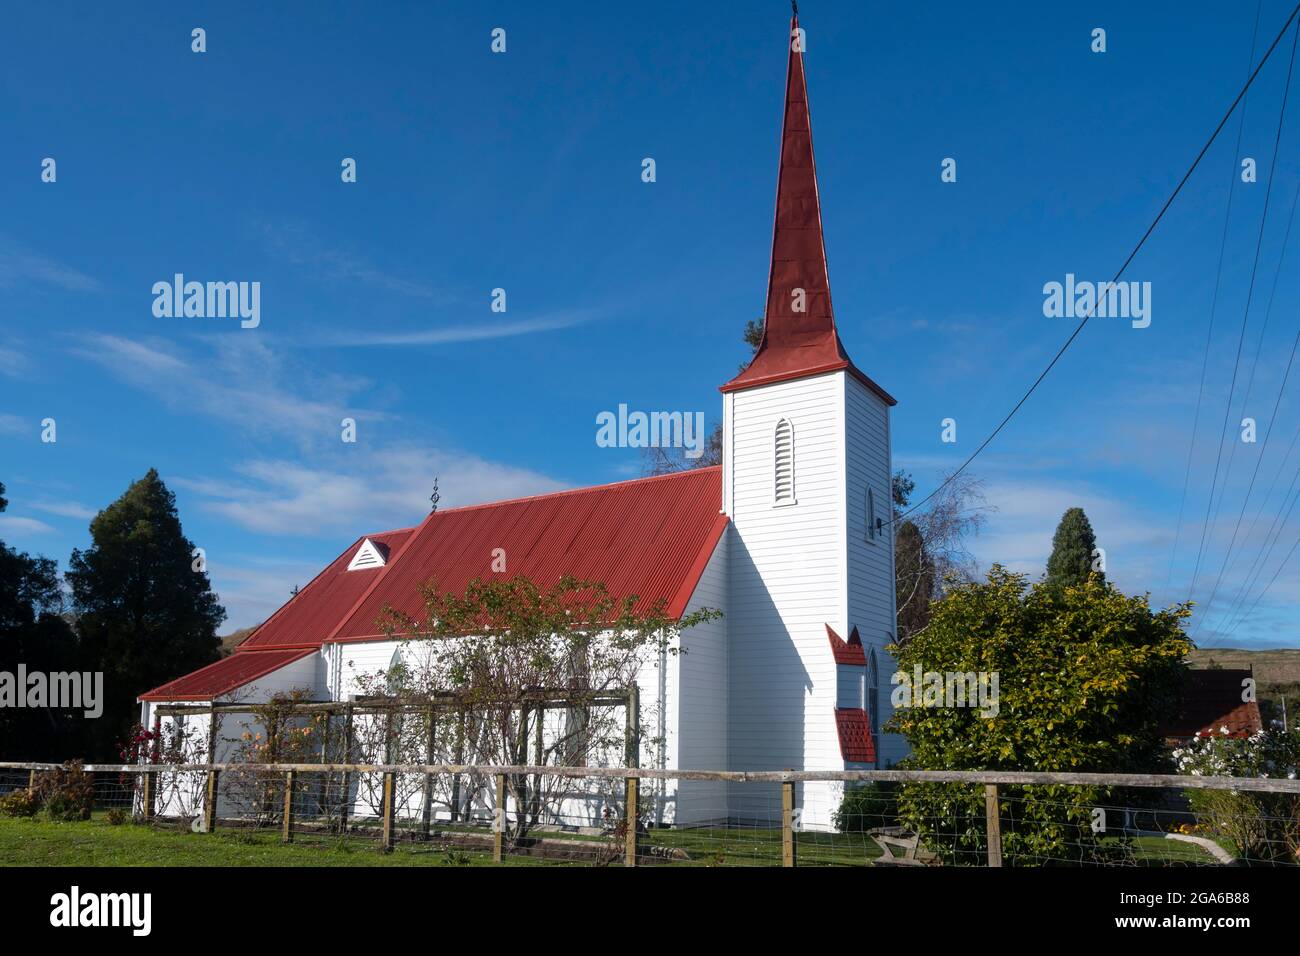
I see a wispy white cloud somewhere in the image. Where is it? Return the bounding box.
[257,221,452,303]
[173,446,566,537]
[0,515,57,536]
[0,239,100,292]
[0,348,27,377]
[72,333,383,448]
[31,500,97,520]
[0,413,26,436]
[323,311,598,347]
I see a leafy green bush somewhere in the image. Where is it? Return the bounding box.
[833,782,898,832]
[1176,729,1300,864]
[34,761,94,822]
[0,788,41,818]
[887,567,1191,865]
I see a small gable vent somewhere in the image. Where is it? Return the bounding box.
[774,418,795,504]
[347,538,388,572]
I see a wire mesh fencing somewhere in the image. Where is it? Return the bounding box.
[1,762,1297,867]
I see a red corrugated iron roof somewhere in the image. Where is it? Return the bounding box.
[139,647,315,702]
[239,528,414,649]
[826,624,866,665]
[330,468,728,642]
[834,708,876,763]
[141,469,728,700]
[1162,669,1263,740]
[721,14,894,406]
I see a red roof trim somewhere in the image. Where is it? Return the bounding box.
[720,360,897,406]
[834,707,876,763]
[666,513,730,618]
[138,647,316,702]
[826,623,866,666]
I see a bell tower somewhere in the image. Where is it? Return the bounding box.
[720,9,899,824]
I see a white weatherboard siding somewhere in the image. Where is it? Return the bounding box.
[674,532,728,825]
[844,374,906,768]
[725,371,848,826]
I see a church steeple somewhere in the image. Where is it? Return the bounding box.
[722,11,894,406]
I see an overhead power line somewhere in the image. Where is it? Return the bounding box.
[896,1,1300,525]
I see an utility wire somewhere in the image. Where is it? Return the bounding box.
[1196,174,1300,641]
[894,1,1300,526]
[1189,16,1300,628]
[1165,0,1262,592]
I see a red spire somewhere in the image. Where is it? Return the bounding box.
[722,14,894,406]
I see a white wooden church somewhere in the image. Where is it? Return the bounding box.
[140,11,902,830]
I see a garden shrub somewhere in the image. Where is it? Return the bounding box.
[1176,728,1300,865]
[34,761,94,822]
[0,788,40,818]
[834,782,899,832]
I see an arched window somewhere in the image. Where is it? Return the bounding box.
[774,418,795,504]
[866,486,877,541]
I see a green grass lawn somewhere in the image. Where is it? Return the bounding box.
[0,814,511,867]
[0,814,1224,867]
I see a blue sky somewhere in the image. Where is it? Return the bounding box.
[4,1,1300,649]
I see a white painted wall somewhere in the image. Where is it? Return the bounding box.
[723,369,898,827]
[844,374,906,768]
[673,532,728,825]
[725,371,846,825]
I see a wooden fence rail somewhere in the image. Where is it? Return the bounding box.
[3,761,1295,868]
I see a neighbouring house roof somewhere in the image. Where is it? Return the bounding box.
[834,708,877,764]
[720,13,894,406]
[138,647,316,702]
[1161,668,1263,740]
[141,468,729,701]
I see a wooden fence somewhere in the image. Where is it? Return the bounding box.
[4,761,1297,867]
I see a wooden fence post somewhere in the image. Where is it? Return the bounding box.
[140,771,154,823]
[493,772,506,863]
[450,708,466,822]
[380,769,396,851]
[781,779,797,867]
[282,770,296,843]
[421,705,436,840]
[203,769,219,833]
[338,702,353,835]
[625,775,639,867]
[985,784,1002,867]
[27,769,36,791]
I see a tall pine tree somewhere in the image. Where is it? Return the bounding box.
[67,469,224,759]
[1045,507,1103,589]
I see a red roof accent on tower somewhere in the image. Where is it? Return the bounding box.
[834,708,877,763]
[329,468,727,643]
[826,623,866,665]
[721,13,894,406]
[138,647,316,702]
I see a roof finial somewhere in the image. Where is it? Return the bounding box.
[791,0,799,14]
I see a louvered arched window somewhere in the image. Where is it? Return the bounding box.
[774,418,795,504]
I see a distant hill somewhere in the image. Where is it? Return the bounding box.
[1188,647,1300,728]
[218,626,259,657]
